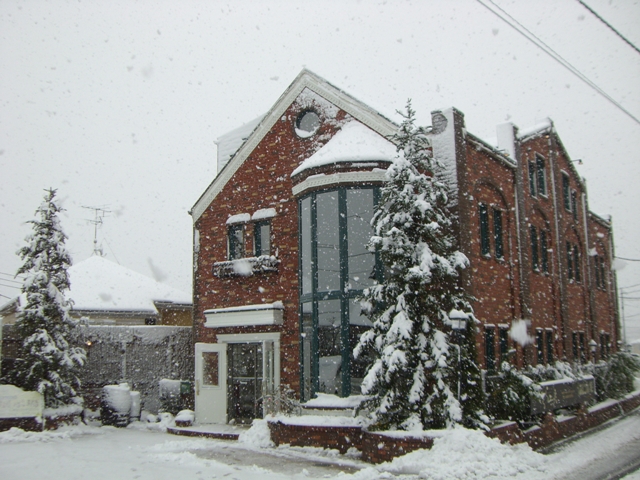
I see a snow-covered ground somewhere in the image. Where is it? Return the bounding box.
[1,412,640,480]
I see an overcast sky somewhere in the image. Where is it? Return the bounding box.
[1,0,639,338]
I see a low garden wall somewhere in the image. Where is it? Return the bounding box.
[268,390,640,464]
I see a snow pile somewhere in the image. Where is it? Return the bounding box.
[0,424,102,444]
[303,393,367,409]
[174,409,194,424]
[43,403,83,418]
[238,419,274,448]
[379,427,547,479]
[102,383,132,414]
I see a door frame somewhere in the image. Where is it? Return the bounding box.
[217,332,281,420]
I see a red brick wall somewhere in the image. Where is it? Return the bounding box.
[457,130,618,367]
[193,100,349,394]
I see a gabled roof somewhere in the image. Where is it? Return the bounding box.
[1,256,191,316]
[190,69,399,222]
[517,118,585,189]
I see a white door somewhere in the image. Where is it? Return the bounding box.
[195,342,227,424]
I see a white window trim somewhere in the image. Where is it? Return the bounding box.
[204,303,284,328]
[292,171,386,197]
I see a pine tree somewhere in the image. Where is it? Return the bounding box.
[355,102,484,430]
[12,189,86,408]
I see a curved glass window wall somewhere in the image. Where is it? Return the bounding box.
[299,187,381,399]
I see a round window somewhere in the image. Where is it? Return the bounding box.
[295,111,321,138]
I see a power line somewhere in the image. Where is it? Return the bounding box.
[0,282,21,290]
[0,271,25,279]
[476,0,640,126]
[577,0,640,55]
[616,256,640,262]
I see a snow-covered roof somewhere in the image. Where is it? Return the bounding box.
[291,120,397,177]
[517,118,553,140]
[191,69,399,222]
[67,256,191,313]
[215,114,266,174]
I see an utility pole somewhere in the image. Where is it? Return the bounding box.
[82,205,111,256]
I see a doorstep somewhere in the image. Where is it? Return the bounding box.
[167,423,249,440]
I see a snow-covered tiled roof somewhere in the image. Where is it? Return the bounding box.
[215,114,266,173]
[291,120,397,177]
[67,256,191,312]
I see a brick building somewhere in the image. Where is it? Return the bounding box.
[190,70,619,424]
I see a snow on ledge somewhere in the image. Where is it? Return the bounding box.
[226,213,250,225]
[204,302,284,328]
[303,393,368,409]
[252,208,276,221]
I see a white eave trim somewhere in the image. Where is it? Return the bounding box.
[292,171,387,197]
[191,69,398,222]
[204,303,284,328]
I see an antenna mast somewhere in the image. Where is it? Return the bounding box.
[82,205,111,256]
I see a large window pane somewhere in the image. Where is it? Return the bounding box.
[347,189,375,291]
[317,192,340,292]
[349,299,372,394]
[300,197,312,295]
[318,299,342,394]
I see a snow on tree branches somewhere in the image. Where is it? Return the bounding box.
[355,102,484,431]
[11,189,85,408]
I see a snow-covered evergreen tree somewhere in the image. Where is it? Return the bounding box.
[12,189,85,408]
[355,102,484,430]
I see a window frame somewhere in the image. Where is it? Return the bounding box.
[540,229,549,273]
[493,208,504,259]
[479,203,490,256]
[485,327,496,372]
[536,154,547,197]
[254,221,271,257]
[530,225,539,271]
[562,173,571,211]
[228,224,245,261]
[529,161,537,197]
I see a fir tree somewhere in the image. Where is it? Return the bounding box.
[12,189,85,408]
[355,102,484,430]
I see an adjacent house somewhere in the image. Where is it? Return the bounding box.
[191,69,619,425]
[1,255,193,411]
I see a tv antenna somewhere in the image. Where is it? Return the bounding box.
[82,205,111,256]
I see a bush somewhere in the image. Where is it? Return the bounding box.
[587,352,640,401]
[486,362,541,426]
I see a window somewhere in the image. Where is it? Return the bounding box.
[546,330,554,364]
[571,190,578,221]
[573,245,581,282]
[540,230,549,273]
[499,327,509,365]
[530,226,539,271]
[563,173,571,211]
[566,242,574,281]
[299,187,379,399]
[202,352,219,386]
[228,224,245,260]
[536,329,544,364]
[485,327,496,372]
[479,203,490,256]
[572,332,579,361]
[295,110,321,138]
[529,161,537,196]
[254,221,271,257]
[579,332,586,363]
[493,208,504,259]
[536,155,547,196]
[595,254,607,289]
